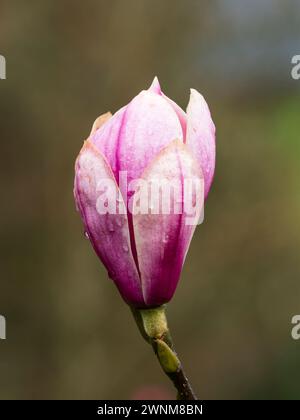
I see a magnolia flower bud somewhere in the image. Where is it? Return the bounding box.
[74,77,215,308]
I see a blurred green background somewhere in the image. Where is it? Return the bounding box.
[1,0,300,399]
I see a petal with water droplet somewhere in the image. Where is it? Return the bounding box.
[91,90,183,190]
[133,139,204,307]
[74,140,144,306]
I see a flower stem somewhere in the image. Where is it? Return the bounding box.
[131,305,197,400]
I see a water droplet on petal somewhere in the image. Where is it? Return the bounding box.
[116,218,123,227]
[107,221,115,232]
[122,244,129,252]
[163,234,169,243]
[84,231,90,240]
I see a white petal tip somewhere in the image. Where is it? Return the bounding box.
[187,88,211,115]
[149,76,161,94]
[189,88,202,101]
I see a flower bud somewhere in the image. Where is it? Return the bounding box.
[74,78,215,307]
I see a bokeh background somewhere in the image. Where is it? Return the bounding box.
[1,0,300,399]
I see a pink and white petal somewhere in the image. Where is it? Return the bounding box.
[90,85,184,191]
[116,90,184,186]
[133,139,204,307]
[74,140,144,306]
[90,105,127,182]
[148,76,187,139]
[186,89,216,199]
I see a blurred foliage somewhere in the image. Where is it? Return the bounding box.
[0,0,300,399]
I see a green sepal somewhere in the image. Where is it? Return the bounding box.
[131,305,169,343]
[154,338,181,373]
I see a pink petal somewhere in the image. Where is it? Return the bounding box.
[133,139,204,307]
[117,90,184,185]
[74,140,144,306]
[186,89,216,199]
[91,90,183,188]
[90,105,127,183]
[148,76,187,139]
